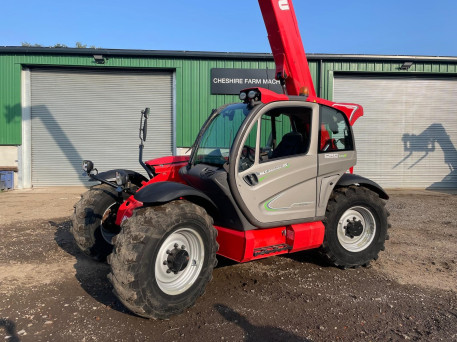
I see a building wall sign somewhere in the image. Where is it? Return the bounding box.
[211,68,282,95]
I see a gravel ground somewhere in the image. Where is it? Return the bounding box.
[0,187,456,341]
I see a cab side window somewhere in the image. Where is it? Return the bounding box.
[259,107,312,162]
[319,107,353,152]
[238,121,258,172]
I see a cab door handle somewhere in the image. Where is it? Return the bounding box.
[243,173,258,186]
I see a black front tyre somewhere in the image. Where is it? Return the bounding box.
[321,186,389,268]
[108,200,218,319]
[71,184,124,261]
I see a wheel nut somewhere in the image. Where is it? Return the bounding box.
[174,243,179,248]
[166,269,171,274]
[181,245,186,250]
[166,249,171,254]
[163,260,167,265]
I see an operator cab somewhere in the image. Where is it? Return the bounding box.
[180,88,356,230]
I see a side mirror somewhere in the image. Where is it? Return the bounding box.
[143,107,150,118]
[82,160,94,174]
[140,107,150,141]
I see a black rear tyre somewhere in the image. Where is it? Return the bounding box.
[71,184,124,261]
[321,186,389,268]
[108,200,218,319]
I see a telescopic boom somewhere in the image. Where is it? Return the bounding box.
[258,0,363,125]
[258,0,316,97]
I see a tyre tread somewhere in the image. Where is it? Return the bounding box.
[71,184,119,260]
[321,185,390,268]
[108,200,218,319]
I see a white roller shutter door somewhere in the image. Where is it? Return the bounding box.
[31,68,173,186]
[334,75,457,189]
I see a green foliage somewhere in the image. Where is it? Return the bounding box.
[21,42,43,47]
[21,42,99,49]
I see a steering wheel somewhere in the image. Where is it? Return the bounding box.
[242,145,255,162]
[239,145,255,171]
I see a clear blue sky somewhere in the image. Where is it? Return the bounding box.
[1,0,455,56]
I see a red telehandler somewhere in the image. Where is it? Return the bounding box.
[72,0,389,319]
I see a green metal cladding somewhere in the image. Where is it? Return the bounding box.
[0,49,456,147]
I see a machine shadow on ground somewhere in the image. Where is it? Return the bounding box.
[52,219,134,316]
[215,304,310,342]
[281,248,330,267]
[0,318,19,342]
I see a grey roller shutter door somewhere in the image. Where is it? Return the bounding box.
[334,75,457,189]
[31,68,173,186]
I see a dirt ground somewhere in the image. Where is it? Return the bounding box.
[0,187,456,341]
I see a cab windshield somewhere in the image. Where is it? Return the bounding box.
[193,103,251,166]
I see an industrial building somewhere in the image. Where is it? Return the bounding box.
[0,47,456,189]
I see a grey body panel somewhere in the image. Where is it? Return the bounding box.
[179,164,257,231]
[316,151,357,216]
[230,101,321,226]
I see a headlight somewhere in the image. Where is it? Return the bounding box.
[248,90,257,99]
[115,171,129,186]
[82,160,94,173]
[239,92,247,101]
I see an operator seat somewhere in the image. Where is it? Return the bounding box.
[272,131,305,158]
[320,122,338,152]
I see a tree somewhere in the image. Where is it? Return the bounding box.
[20,42,99,48]
[21,42,43,47]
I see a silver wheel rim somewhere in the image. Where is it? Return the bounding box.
[337,206,376,252]
[155,228,205,296]
[100,202,118,245]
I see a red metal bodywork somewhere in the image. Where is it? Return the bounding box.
[247,86,363,126]
[259,0,316,97]
[258,0,364,125]
[114,156,189,225]
[216,221,325,263]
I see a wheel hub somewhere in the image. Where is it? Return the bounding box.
[100,203,121,245]
[166,244,190,274]
[345,217,364,238]
[337,206,376,253]
[155,227,205,296]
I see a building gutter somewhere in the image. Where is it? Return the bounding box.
[1,46,457,63]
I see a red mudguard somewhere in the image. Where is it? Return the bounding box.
[114,156,189,225]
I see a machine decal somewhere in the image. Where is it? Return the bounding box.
[264,193,313,212]
[257,163,289,182]
[324,153,347,159]
[278,0,290,11]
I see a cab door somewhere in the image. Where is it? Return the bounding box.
[229,102,320,228]
[316,106,357,216]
